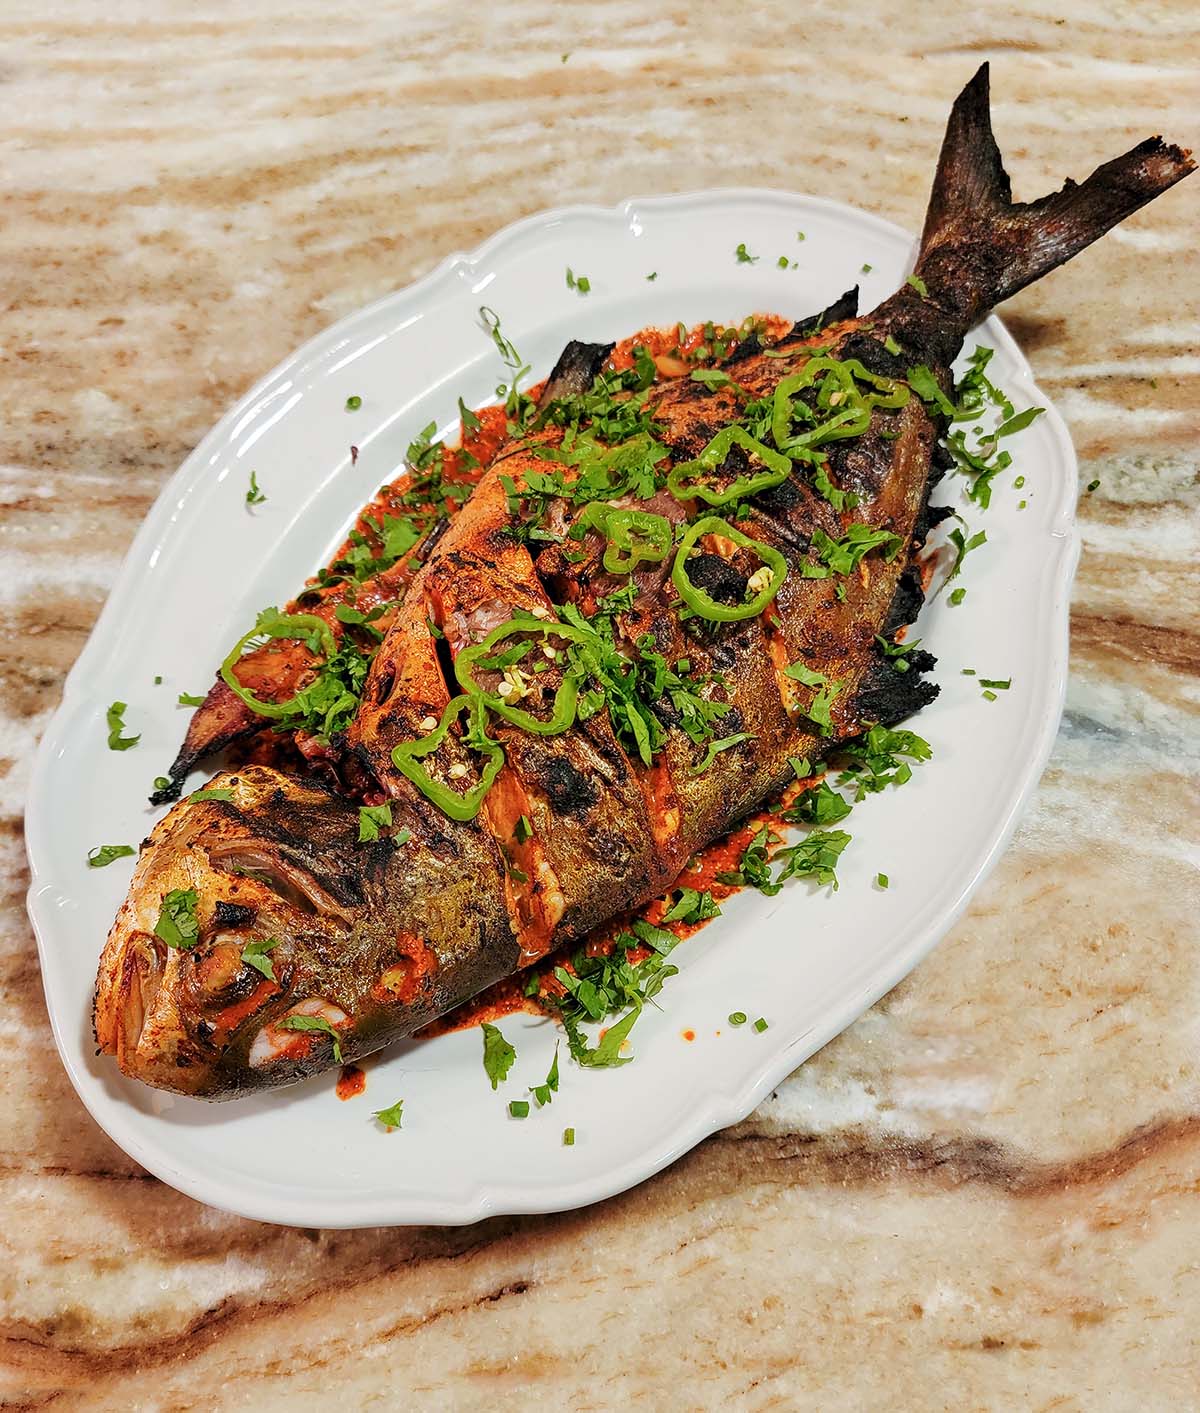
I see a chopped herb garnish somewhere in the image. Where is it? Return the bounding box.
[357,802,393,842]
[948,587,966,605]
[177,691,206,707]
[548,925,679,1069]
[246,471,267,507]
[105,701,139,752]
[564,268,591,294]
[240,937,278,981]
[87,843,135,869]
[513,814,533,844]
[735,243,758,264]
[979,677,1011,690]
[373,1100,404,1130]
[836,723,932,800]
[190,787,233,803]
[728,1011,747,1026]
[777,256,789,269]
[154,888,199,950]
[861,262,873,273]
[883,335,901,355]
[1086,478,1100,493]
[946,524,986,582]
[982,689,998,701]
[563,1126,575,1146]
[753,1017,769,1033]
[661,887,720,925]
[508,1100,530,1119]
[876,872,889,889]
[278,1013,343,1063]
[345,395,362,411]
[689,731,755,775]
[645,271,658,281]
[482,1021,516,1089]
[153,675,162,685]
[457,396,482,434]
[153,775,171,792]
[906,273,928,297]
[783,780,853,826]
[529,1043,560,1107]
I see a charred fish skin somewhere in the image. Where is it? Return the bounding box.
[95,65,1194,1098]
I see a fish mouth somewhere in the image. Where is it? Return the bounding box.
[96,931,166,1064]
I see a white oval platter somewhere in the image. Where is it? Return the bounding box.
[25,189,1079,1227]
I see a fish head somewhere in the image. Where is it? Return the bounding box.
[93,766,369,1098]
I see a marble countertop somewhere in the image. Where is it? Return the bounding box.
[3,4,1197,1406]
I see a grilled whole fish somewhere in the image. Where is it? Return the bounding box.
[95,65,1193,1098]
[152,343,613,805]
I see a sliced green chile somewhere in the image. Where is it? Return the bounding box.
[390,695,505,822]
[220,613,337,719]
[672,516,787,623]
[667,426,792,506]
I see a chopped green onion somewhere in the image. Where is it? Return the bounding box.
[346,395,362,411]
[728,1011,747,1026]
[508,1100,530,1118]
[562,1126,575,1145]
[876,872,890,889]
[753,1017,769,1033]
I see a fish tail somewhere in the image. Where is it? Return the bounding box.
[914,62,1194,320]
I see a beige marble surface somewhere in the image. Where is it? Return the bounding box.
[2,3,1198,1407]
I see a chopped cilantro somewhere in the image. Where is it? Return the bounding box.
[87,843,135,869]
[689,731,755,775]
[946,524,986,582]
[482,1022,516,1089]
[457,396,482,433]
[783,780,853,826]
[240,937,278,981]
[836,723,932,801]
[105,701,139,752]
[358,802,393,842]
[529,1043,560,1107]
[661,887,720,925]
[373,1100,404,1130]
[154,888,199,950]
[278,1013,343,1063]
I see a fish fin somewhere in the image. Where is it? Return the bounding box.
[536,340,615,410]
[787,286,859,341]
[916,62,1194,316]
[849,647,940,729]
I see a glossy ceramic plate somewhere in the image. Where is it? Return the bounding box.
[25,190,1079,1227]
